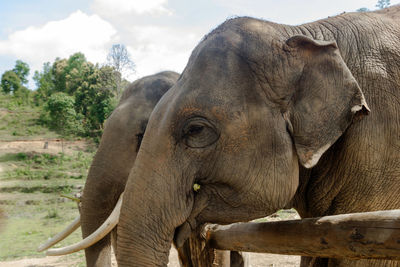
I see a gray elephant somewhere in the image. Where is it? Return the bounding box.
[47,5,400,267]
[109,5,399,267]
[39,71,246,267]
[80,71,179,266]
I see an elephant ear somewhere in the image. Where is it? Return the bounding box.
[285,35,370,168]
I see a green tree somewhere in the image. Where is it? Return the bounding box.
[74,63,116,138]
[33,62,55,105]
[45,92,81,135]
[51,58,68,93]
[65,52,87,95]
[51,53,87,95]
[376,0,390,9]
[12,60,30,85]
[1,70,22,94]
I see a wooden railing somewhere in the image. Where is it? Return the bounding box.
[179,210,400,267]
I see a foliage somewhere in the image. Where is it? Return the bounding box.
[376,0,390,9]
[33,62,55,105]
[74,64,117,139]
[1,49,131,140]
[50,52,88,95]
[1,70,22,94]
[356,7,370,12]
[31,52,128,139]
[52,58,68,93]
[12,60,30,85]
[357,0,391,12]
[45,92,82,135]
[0,94,59,140]
[13,86,31,105]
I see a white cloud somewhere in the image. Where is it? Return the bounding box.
[214,0,381,25]
[0,10,117,76]
[123,25,201,80]
[91,0,172,16]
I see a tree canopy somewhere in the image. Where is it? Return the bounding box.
[1,70,22,94]
[12,60,30,85]
[1,48,133,142]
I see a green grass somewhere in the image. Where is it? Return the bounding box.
[0,94,59,141]
[0,150,94,262]
[0,93,94,263]
[0,151,94,258]
[0,192,83,260]
[0,152,92,181]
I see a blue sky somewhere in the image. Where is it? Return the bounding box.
[0,0,398,89]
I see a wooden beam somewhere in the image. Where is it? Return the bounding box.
[205,209,400,260]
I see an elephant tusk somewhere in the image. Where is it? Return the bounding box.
[45,193,124,256]
[37,215,81,252]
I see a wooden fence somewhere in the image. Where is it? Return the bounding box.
[179,209,400,267]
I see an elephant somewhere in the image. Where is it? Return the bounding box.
[40,70,247,267]
[104,5,399,267]
[79,71,179,266]
[44,5,400,267]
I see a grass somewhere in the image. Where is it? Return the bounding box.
[0,94,59,141]
[0,94,94,264]
[0,152,92,181]
[0,150,93,262]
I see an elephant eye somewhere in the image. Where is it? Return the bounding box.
[182,117,219,148]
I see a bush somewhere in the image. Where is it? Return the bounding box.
[45,93,83,136]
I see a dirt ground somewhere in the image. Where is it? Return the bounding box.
[0,248,300,267]
[0,140,300,266]
[0,140,91,156]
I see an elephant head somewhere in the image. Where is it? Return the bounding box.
[115,17,369,266]
[79,71,179,266]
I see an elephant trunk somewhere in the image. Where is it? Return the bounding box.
[81,157,127,266]
[117,148,193,266]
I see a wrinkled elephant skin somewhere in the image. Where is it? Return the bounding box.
[80,71,179,266]
[116,5,400,267]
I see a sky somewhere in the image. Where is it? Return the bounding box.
[0,0,398,89]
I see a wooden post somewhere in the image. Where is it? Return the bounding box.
[205,209,400,260]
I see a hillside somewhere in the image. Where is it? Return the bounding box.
[0,93,95,265]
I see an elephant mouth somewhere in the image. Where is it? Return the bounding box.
[174,220,195,248]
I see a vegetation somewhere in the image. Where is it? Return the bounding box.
[0,99,94,263]
[357,0,390,12]
[0,151,92,262]
[376,0,391,9]
[1,45,133,142]
[0,94,58,140]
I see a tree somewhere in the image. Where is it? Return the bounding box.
[65,52,87,95]
[74,63,116,139]
[33,62,55,105]
[106,44,135,98]
[12,60,30,85]
[45,92,81,135]
[1,70,22,94]
[376,0,390,9]
[356,7,370,12]
[52,58,68,93]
